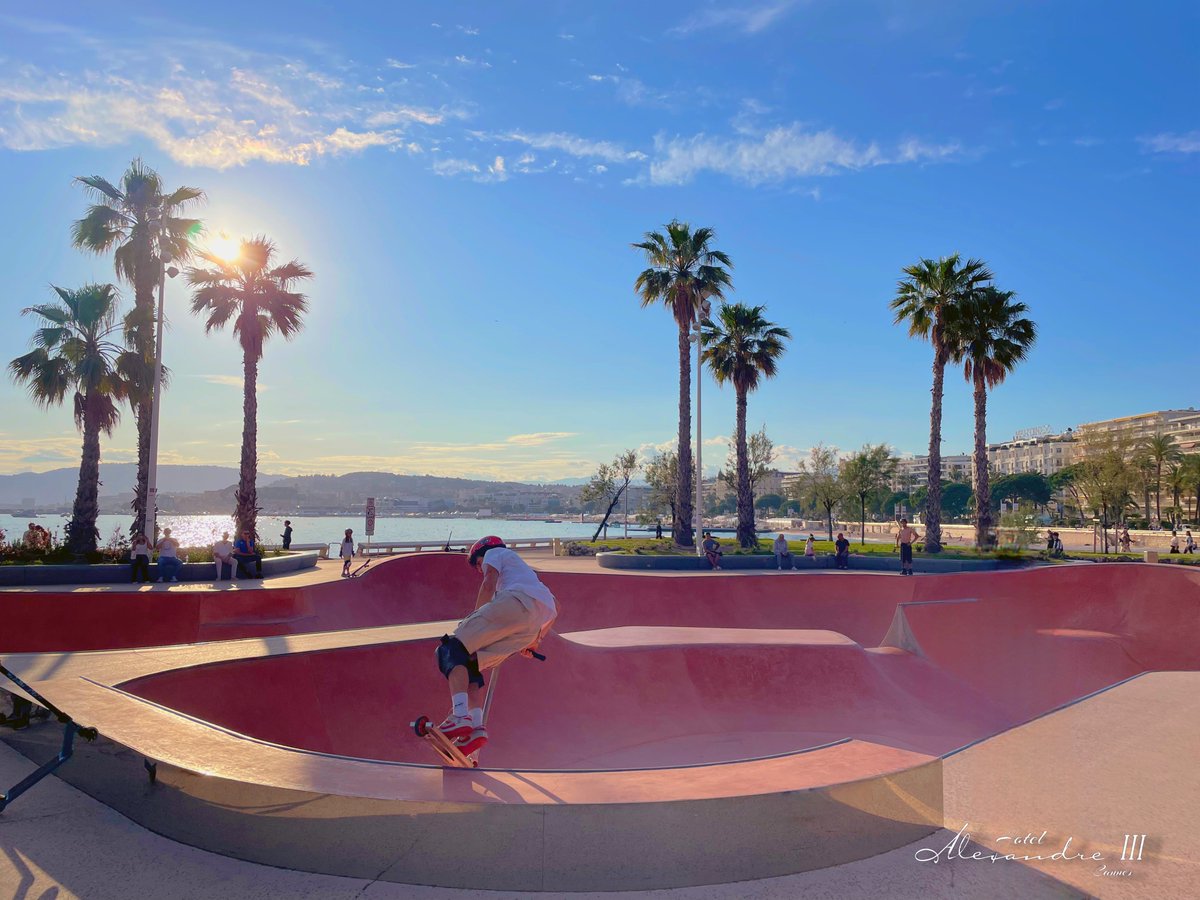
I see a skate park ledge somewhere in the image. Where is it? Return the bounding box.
[0,550,319,586]
[596,552,1023,572]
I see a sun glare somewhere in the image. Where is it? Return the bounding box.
[207,233,241,263]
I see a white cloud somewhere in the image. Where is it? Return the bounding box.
[365,105,453,127]
[385,59,417,69]
[647,125,959,186]
[1073,136,1103,148]
[1140,131,1200,154]
[506,432,577,446]
[670,1,801,36]
[455,55,492,68]
[494,130,647,163]
[559,33,575,40]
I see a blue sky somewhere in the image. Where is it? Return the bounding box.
[1,1,1197,481]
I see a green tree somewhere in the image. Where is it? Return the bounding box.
[1075,435,1137,552]
[187,237,311,540]
[581,450,640,541]
[71,160,204,536]
[755,493,785,513]
[633,221,733,547]
[795,443,842,541]
[890,254,993,553]
[1182,454,1200,522]
[1050,464,1088,526]
[1141,433,1181,526]
[642,449,679,530]
[9,285,131,556]
[841,444,897,545]
[701,304,790,547]
[991,472,1052,511]
[945,287,1037,548]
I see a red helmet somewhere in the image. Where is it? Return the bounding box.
[468,535,505,568]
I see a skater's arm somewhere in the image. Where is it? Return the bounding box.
[475,566,499,610]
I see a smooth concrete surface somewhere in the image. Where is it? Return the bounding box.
[1,555,1197,890]
[0,741,1087,899]
[0,550,318,586]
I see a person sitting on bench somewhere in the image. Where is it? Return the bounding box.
[233,530,264,578]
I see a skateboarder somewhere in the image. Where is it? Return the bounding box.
[895,518,921,576]
[435,536,557,755]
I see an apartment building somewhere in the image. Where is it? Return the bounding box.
[1075,409,1200,453]
[891,454,972,491]
[987,431,1077,476]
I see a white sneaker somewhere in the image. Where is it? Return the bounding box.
[436,713,475,740]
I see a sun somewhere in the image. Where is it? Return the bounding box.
[207,233,241,263]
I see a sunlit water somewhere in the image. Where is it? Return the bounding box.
[0,514,614,550]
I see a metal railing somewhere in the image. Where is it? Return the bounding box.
[356,537,557,557]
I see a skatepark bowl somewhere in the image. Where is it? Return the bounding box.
[1,554,1198,891]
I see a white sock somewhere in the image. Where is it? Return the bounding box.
[469,707,483,728]
[452,692,468,717]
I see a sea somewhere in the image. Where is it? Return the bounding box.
[0,514,615,550]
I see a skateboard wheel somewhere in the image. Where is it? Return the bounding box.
[412,715,430,737]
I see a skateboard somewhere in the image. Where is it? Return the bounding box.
[347,559,371,578]
[411,716,477,768]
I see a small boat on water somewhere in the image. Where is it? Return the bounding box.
[543,519,562,523]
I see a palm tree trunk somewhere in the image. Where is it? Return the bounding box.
[1155,462,1162,524]
[972,372,991,549]
[130,401,151,537]
[924,333,946,553]
[235,352,259,538]
[675,323,694,547]
[860,493,866,545]
[734,389,754,547]
[69,398,103,557]
[825,502,833,542]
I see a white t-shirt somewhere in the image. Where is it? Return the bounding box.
[482,547,557,622]
[213,540,234,559]
[340,538,355,559]
[157,538,179,559]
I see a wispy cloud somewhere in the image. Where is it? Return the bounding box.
[385,58,417,69]
[1140,131,1200,154]
[645,125,960,186]
[0,24,454,169]
[493,130,647,163]
[454,54,492,68]
[506,432,577,446]
[670,0,801,36]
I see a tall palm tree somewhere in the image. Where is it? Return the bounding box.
[186,237,311,539]
[1141,432,1181,526]
[945,287,1037,548]
[890,254,993,553]
[701,303,790,547]
[633,221,733,547]
[9,285,131,556]
[72,159,204,536]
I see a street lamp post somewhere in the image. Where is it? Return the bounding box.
[144,219,179,543]
[693,299,711,555]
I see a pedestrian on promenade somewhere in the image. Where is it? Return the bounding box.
[1170,530,1180,554]
[834,533,850,569]
[433,536,558,756]
[213,532,238,580]
[1186,530,1196,554]
[655,520,663,540]
[702,532,723,570]
[895,518,921,576]
[804,534,816,559]
[773,533,793,570]
[234,530,264,578]
[1052,532,1065,557]
[155,528,182,582]
[340,528,355,577]
[281,520,293,550]
[1119,527,1133,553]
[130,533,151,583]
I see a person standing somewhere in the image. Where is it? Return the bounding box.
[773,533,793,570]
[834,533,850,570]
[155,528,182,582]
[1186,530,1196,554]
[655,520,663,540]
[1169,530,1180,554]
[804,534,816,560]
[340,528,356,577]
[895,518,921,576]
[1119,527,1133,553]
[281,520,293,550]
[130,533,151,583]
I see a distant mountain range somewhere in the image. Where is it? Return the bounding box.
[0,465,286,506]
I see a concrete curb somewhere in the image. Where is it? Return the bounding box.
[0,551,319,586]
[596,552,1022,573]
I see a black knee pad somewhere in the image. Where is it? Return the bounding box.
[436,635,484,688]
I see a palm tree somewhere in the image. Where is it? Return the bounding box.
[186,237,311,539]
[890,254,993,553]
[701,304,790,547]
[945,287,1037,548]
[72,159,204,536]
[633,221,733,547]
[9,285,131,556]
[1141,433,1181,526]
